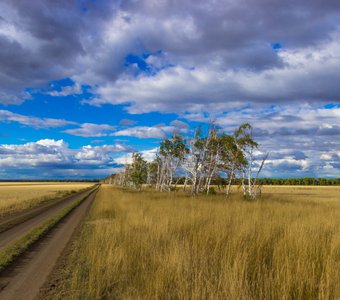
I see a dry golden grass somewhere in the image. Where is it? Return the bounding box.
[57,184,340,299]
[0,182,93,217]
[262,185,340,202]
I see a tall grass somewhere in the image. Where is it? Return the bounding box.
[0,188,95,272]
[57,185,340,299]
[0,183,93,217]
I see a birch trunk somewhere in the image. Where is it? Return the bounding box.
[226,167,234,197]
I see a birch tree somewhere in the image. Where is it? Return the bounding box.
[182,125,220,196]
[182,126,205,196]
[219,132,246,197]
[201,126,221,194]
[235,124,268,199]
[156,134,188,191]
[111,122,267,199]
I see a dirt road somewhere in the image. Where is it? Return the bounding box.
[0,188,98,300]
[0,186,97,250]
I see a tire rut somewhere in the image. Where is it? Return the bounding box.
[0,188,98,300]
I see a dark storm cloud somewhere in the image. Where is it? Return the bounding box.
[114,0,340,76]
[1,0,340,105]
[121,0,340,48]
[0,0,118,103]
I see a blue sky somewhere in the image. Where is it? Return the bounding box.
[0,0,339,179]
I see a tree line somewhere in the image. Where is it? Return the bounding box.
[112,123,269,199]
[257,178,340,186]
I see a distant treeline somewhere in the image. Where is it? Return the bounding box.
[257,178,340,186]
[173,177,340,186]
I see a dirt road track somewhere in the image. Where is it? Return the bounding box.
[0,188,98,300]
[0,186,97,250]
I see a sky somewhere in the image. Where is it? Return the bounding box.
[0,0,339,179]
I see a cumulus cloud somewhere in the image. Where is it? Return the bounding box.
[88,35,340,113]
[261,157,314,178]
[320,152,340,161]
[0,0,339,178]
[194,105,340,177]
[1,0,340,111]
[0,139,133,179]
[113,126,173,139]
[114,147,158,165]
[0,139,71,168]
[74,144,134,164]
[213,105,340,136]
[0,0,110,104]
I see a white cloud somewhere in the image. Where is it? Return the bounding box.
[85,33,340,114]
[36,139,67,147]
[113,123,188,139]
[0,139,71,168]
[0,110,77,128]
[266,158,312,172]
[63,123,116,137]
[320,153,334,161]
[75,144,134,162]
[47,82,83,97]
[0,1,339,178]
[0,109,120,138]
[213,105,340,135]
[114,147,158,165]
[1,0,340,112]
[113,126,173,139]
[0,139,133,178]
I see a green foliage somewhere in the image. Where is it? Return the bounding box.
[234,123,258,149]
[113,122,263,196]
[160,134,188,159]
[130,153,148,189]
[257,177,340,186]
[147,159,159,185]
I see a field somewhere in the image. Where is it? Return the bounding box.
[260,185,340,202]
[0,182,94,217]
[47,184,340,299]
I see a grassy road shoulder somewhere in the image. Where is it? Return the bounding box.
[0,188,98,272]
[0,183,94,218]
